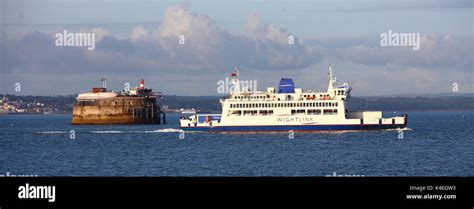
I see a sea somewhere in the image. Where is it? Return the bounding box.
[1,111,473,176]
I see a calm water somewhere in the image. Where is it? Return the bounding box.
[1,111,473,176]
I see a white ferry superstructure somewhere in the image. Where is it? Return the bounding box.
[179,65,407,132]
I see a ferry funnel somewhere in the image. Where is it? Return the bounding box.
[140,79,144,89]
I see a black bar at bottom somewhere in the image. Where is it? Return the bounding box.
[0,177,473,209]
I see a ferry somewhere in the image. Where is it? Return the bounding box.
[179,65,407,132]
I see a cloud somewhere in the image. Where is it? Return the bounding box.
[0,5,472,95]
[338,34,473,71]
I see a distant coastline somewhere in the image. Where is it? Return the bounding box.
[1,94,473,114]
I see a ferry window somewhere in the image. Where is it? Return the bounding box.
[231,110,241,116]
[291,110,296,115]
[323,109,337,115]
[296,109,305,115]
[335,103,338,107]
[269,110,274,115]
[243,110,256,116]
[307,109,321,115]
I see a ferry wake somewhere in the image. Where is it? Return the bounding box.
[180,65,407,132]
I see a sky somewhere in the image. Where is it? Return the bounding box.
[0,0,473,96]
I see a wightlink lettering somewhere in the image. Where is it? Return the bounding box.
[276,117,314,123]
[18,183,56,202]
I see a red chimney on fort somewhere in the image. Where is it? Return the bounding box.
[140,79,144,90]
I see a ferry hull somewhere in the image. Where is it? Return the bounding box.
[181,123,406,132]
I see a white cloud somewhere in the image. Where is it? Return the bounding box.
[1,5,472,95]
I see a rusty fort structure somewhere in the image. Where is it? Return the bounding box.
[72,79,166,125]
